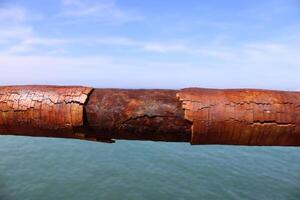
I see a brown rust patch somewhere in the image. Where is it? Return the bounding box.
[177,88,300,146]
[85,89,191,142]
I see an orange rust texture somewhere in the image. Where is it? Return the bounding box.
[177,88,300,146]
[0,86,92,139]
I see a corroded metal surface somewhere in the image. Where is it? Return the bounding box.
[85,89,191,142]
[0,85,299,146]
[0,86,92,138]
[177,88,300,146]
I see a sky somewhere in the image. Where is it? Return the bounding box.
[0,0,299,89]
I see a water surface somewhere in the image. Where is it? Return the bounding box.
[0,136,299,200]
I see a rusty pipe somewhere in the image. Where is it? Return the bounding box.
[0,85,299,146]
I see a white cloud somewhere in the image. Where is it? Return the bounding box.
[143,43,188,53]
[0,6,70,54]
[0,27,69,54]
[92,37,139,46]
[0,26,33,41]
[6,44,35,54]
[60,0,142,23]
[0,6,32,44]
[194,48,236,60]
[75,37,190,53]
[22,37,69,46]
[2,30,300,68]
[5,37,69,54]
[243,43,287,53]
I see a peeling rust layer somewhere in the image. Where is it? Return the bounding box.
[85,89,191,142]
[177,88,300,146]
[0,85,92,139]
[0,85,300,146]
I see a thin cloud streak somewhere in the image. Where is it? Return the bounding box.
[60,0,143,23]
[0,53,299,90]
[2,32,300,68]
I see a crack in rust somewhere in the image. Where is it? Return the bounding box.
[0,86,92,138]
[119,114,182,125]
[177,88,300,146]
[250,121,295,126]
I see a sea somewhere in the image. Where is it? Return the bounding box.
[0,136,299,200]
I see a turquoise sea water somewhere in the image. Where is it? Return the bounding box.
[0,136,299,200]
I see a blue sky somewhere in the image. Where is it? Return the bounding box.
[0,0,299,89]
